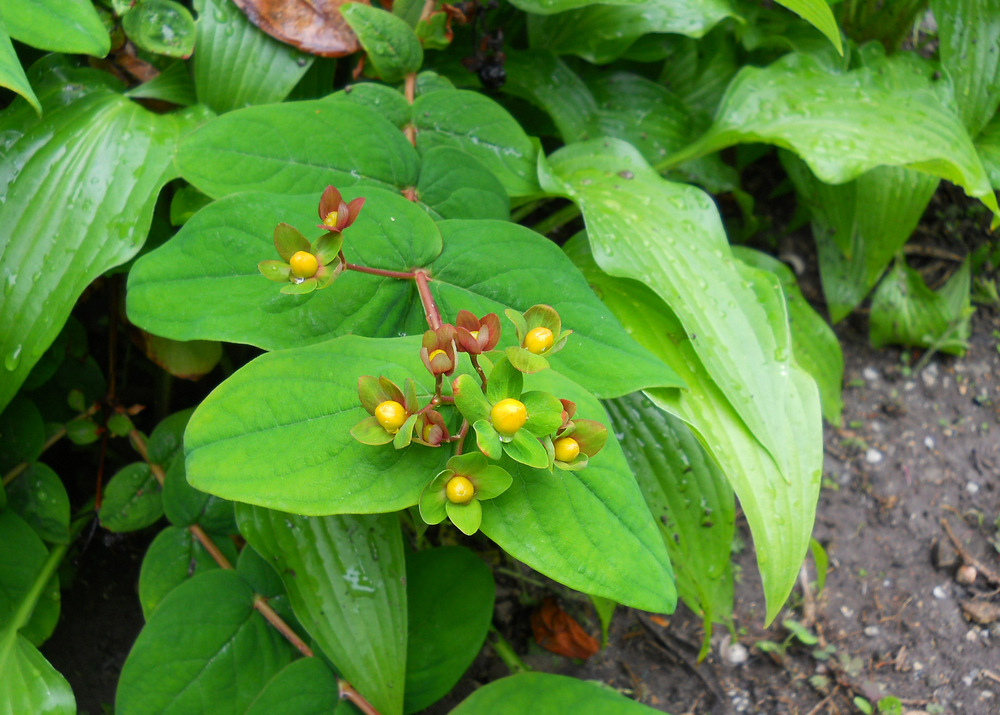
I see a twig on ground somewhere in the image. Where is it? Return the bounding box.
[941,518,1000,586]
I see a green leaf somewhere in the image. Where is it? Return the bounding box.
[126,191,683,399]
[0,11,39,114]
[781,152,940,323]
[5,463,71,544]
[605,393,734,639]
[185,336,448,514]
[978,114,1000,188]
[116,570,294,714]
[486,358,523,403]
[809,537,828,594]
[507,0,642,14]
[0,509,60,647]
[98,463,164,532]
[137,525,235,618]
[342,4,423,85]
[869,259,973,355]
[162,452,237,532]
[236,544,285,598]
[138,334,223,379]
[732,246,844,425]
[3,0,109,57]
[590,594,615,646]
[0,397,45,473]
[123,0,196,58]
[236,507,408,715]
[125,60,196,106]
[446,497,483,535]
[411,90,541,198]
[176,100,419,199]
[502,429,549,469]
[0,633,74,715]
[147,409,194,465]
[481,368,676,613]
[565,235,820,624]
[771,0,842,55]
[665,47,1000,225]
[244,658,348,715]
[193,0,313,113]
[931,0,1000,136]
[450,673,664,714]
[0,56,208,414]
[526,0,737,64]
[474,419,504,460]
[416,146,510,221]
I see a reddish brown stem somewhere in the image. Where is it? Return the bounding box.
[2,402,101,487]
[453,420,470,455]
[469,354,488,391]
[339,680,382,715]
[254,594,314,657]
[414,270,442,329]
[345,263,418,280]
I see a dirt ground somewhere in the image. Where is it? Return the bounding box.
[41,253,1000,715]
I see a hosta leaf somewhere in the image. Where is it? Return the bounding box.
[930,0,1000,137]
[869,259,973,355]
[507,0,642,15]
[0,56,208,414]
[3,0,109,57]
[526,0,737,64]
[137,525,236,618]
[176,99,420,198]
[480,368,676,613]
[404,547,494,714]
[978,114,1000,188]
[665,46,1000,225]
[450,673,663,714]
[411,90,541,198]
[604,394,734,646]
[564,233,820,624]
[0,509,60,647]
[781,151,939,323]
[236,507,407,715]
[193,0,314,113]
[0,633,74,715]
[732,247,844,425]
[125,61,197,107]
[126,190,681,398]
[0,11,38,114]
[771,0,842,55]
[116,570,293,714]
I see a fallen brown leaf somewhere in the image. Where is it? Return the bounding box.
[233,0,368,57]
[531,597,600,660]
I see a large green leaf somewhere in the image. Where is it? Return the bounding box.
[0,509,60,647]
[416,147,510,221]
[0,57,208,413]
[0,634,74,715]
[116,569,293,714]
[978,114,1000,188]
[564,235,820,624]
[236,507,407,715]
[193,0,313,113]
[176,99,420,198]
[411,90,541,198]
[869,258,973,355]
[508,0,641,14]
[771,0,842,55]
[3,0,109,56]
[732,247,844,425]
[605,393,734,642]
[244,658,348,715]
[526,0,736,64]
[126,190,681,398]
[930,0,1000,137]
[0,10,38,114]
[781,151,940,323]
[450,673,664,714]
[404,547,494,713]
[665,46,1000,224]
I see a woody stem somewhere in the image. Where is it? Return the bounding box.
[344,263,418,280]
[413,269,442,329]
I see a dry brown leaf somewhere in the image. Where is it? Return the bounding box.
[233,0,368,57]
[531,597,600,660]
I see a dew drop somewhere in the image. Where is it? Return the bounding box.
[5,345,22,371]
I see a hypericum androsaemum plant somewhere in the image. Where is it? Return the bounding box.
[3,0,999,711]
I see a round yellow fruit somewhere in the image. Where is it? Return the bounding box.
[524,326,554,354]
[289,251,319,279]
[491,398,527,436]
[554,436,580,462]
[446,475,475,504]
[374,400,407,432]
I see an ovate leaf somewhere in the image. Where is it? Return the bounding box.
[341,3,423,84]
[0,56,208,413]
[236,507,407,715]
[450,673,663,714]
[5,463,71,544]
[137,525,236,618]
[3,0,109,57]
[244,658,347,715]
[98,463,163,532]
[116,570,294,714]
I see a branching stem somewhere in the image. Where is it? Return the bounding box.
[2,401,102,487]
[345,263,418,280]
[414,269,442,329]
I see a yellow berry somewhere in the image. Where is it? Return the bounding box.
[289,251,319,279]
[554,436,580,462]
[524,327,554,354]
[322,210,339,228]
[446,475,475,504]
[491,398,527,436]
[374,400,407,433]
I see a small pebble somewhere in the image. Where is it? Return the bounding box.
[723,642,748,666]
[863,367,879,381]
[956,565,978,585]
[924,436,935,449]
[963,675,974,686]
[966,481,980,494]
[933,584,949,599]
[866,448,883,464]
[864,625,880,637]
[921,365,938,388]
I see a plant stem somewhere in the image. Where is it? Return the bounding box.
[2,402,102,487]
[488,625,531,674]
[452,420,469,455]
[469,354,488,390]
[339,679,383,715]
[414,269,443,329]
[531,203,581,237]
[253,594,314,657]
[345,263,418,280]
